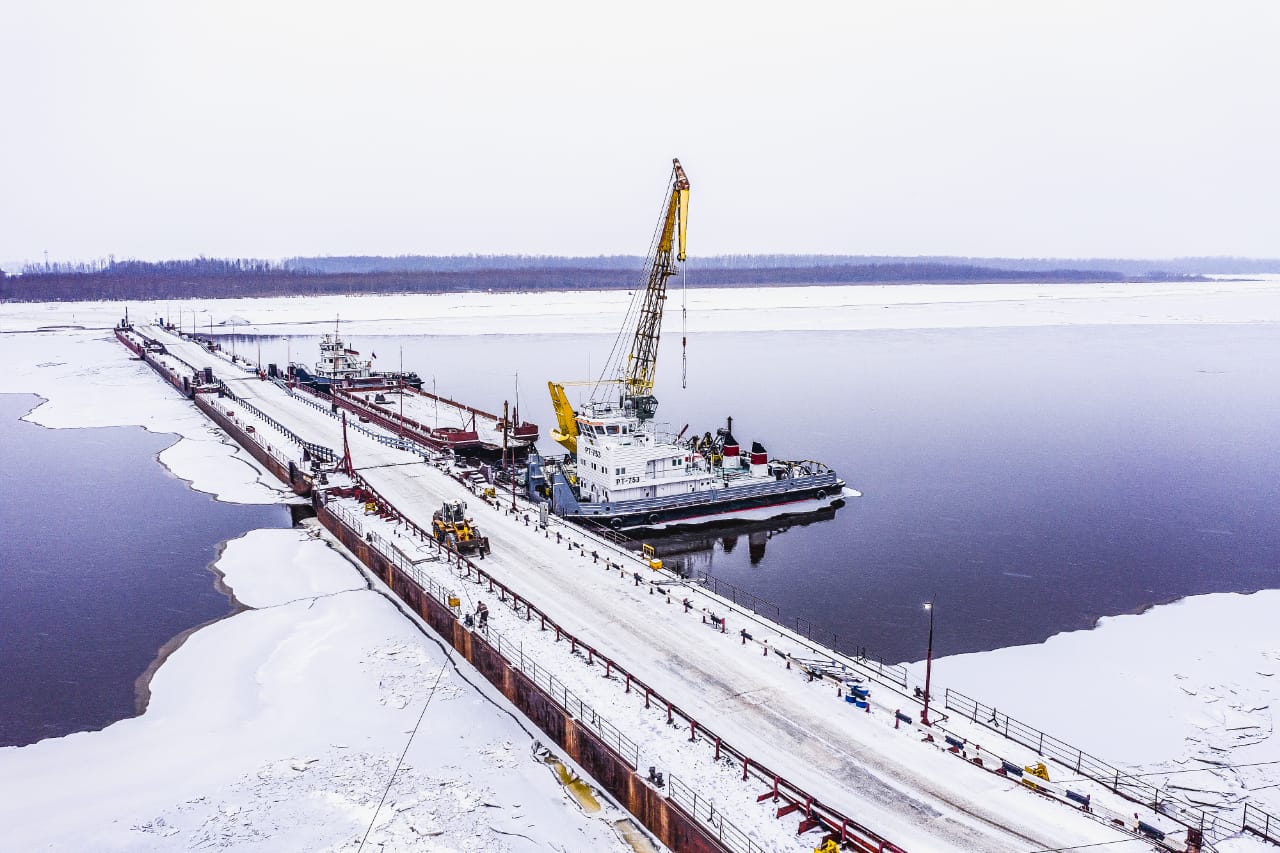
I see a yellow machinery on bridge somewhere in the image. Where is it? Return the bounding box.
[548,158,690,455]
[432,499,489,556]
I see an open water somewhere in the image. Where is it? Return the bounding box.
[0,394,290,747]
[224,323,1280,665]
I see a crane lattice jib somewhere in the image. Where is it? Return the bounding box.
[624,159,689,407]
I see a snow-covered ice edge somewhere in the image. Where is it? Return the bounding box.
[0,330,288,505]
[0,526,632,851]
[906,591,1280,833]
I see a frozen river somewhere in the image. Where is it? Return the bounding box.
[0,394,291,746]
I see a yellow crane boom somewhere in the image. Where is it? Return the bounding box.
[548,159,690,454]
[621,159,689,420]
[548,380,579,454]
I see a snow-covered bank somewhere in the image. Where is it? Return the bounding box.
[0,330,286,504]
[3,278,1280,337]
[0,321,634,850]
[0,528,627,850]
[909,590,1280,819]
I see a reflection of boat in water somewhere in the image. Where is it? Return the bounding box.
[643,506,839,575]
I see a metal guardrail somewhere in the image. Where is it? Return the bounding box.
[215,379,335,463]
[489,628,643,770]
[697,571,911,689]
[275,380,434,458]
[944,688,1273,843]
[667,775,769,853]
[1245,802,1280,845]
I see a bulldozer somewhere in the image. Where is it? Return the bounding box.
[432,500,490,556]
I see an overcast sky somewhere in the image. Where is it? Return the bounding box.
[2,1,1277,266]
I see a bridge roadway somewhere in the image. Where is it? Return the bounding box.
[149,325,1116,853]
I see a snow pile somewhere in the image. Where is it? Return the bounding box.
[0,528,628,851]
[912,591,1280,818]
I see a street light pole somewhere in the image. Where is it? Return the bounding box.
[921,600,936,726]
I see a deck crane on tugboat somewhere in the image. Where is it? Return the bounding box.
[548,158,690,455]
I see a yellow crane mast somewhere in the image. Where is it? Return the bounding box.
[621,157,690,419]
[549,158,690,455]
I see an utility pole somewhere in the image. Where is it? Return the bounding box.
[921,599,936,726]
[504,400,517,511]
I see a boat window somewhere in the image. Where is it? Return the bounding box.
[606,425,620,435]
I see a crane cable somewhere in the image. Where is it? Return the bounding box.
[681,262,688,390]
[593,170,678,404]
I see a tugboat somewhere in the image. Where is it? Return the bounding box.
[530,159,856,532]
[288,322,423,394]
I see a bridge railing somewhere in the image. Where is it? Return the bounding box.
[1244,802,1280,844]
[944,688,1262,843]
[275,380,436,459]
[696,571,911,689]
[216,379,335,463]
[667,775,769,853]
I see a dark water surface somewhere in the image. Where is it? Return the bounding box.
[0,394,290,747]
[224,324,1280,663]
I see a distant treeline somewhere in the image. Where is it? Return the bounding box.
[0,256,1208,302]
[284,253,1280,277]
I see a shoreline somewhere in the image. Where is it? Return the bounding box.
[0,389,290,748]
[132,534,254,716]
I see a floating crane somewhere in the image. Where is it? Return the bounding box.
[549,158,690,455]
